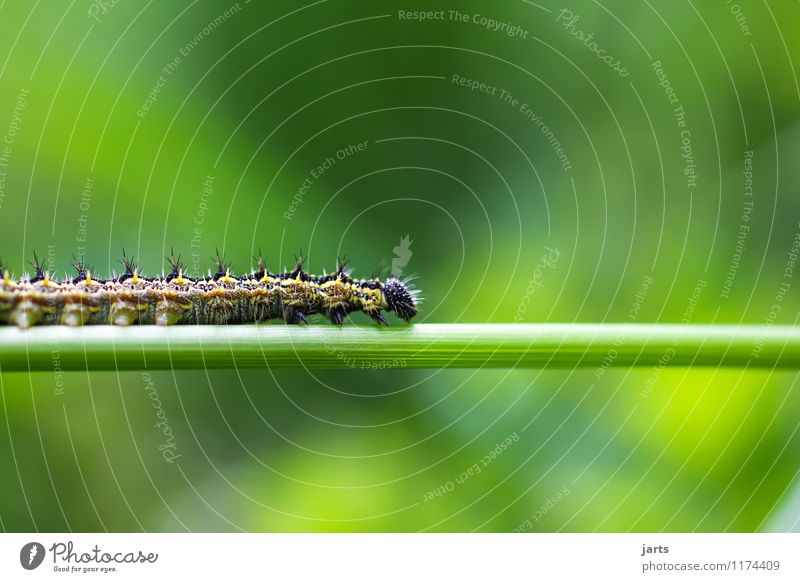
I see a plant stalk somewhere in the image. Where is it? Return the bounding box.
[0,323,798,372]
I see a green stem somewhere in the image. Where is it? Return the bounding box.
[0,323,797,372]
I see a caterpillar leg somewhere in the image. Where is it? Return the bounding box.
[368,311,388,326]
[284,308,308,324]
[0,297,17,325]
[155,300,184,326]
[327,305,348,326]
[61,303,92,327]
[12,300,42,329]
[110,301,138,326]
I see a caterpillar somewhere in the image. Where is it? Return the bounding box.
[0,251,420,328]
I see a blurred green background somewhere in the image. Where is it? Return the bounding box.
[1,0,800,532]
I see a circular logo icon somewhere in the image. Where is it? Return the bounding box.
[19,542,45,570]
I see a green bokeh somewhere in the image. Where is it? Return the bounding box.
[1,0,799,531]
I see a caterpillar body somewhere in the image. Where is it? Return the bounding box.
[0,252,420,328]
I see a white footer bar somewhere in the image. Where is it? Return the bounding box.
[1,533,797,581]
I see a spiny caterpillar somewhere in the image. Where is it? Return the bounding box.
[0,251,420,328]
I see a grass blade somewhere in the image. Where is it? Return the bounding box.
[0,323,797,371]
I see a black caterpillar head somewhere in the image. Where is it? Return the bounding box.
[383,277,419,322]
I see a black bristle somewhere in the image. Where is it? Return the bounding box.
[166,248,184,280]
[253,248,268,278]
[71,256,91,283]
[27,251,45,282]
[290,251,309,281]
[211,249,230,279]
[371,260,390,280]
[336,257,354,283]
[119,249,137,279]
